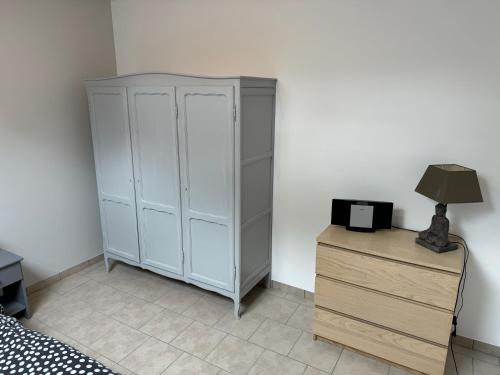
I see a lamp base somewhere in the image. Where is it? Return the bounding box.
[416,203,459,253]
[415,238,458,253]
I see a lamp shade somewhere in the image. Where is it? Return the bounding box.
[415,164,483,204]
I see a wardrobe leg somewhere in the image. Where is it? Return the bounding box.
[104,256,111,273]
[264,272,272,289]
[233,301,241,320]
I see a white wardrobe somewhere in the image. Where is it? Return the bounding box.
[85,73,276,317]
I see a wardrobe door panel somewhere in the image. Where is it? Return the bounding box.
[102,200,139,256]
[182,94,231,217]
[142,209,180,270]
[87,87,140,262]
[190,220,231,287]
[129,87,183,275]
[177,86,235,291]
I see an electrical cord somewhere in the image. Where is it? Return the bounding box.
[391,225,469,375]
[449,239,469,375]
[450,337,459,375]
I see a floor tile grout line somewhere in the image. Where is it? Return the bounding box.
[205,332,263,375]
[31,266,313,373]
[163,334,227,373]
[285,302,301,325]
[36,312,113,349]
[168,320,230,361]
[287,336,341,374]
[247,346,313,375]
[284,326,305,357]
[32,319,127,371]
[237,313,266,340]
[330,346,344,374]
[91,319,151,364]
[44,307,306,374]
[283,292,315,309]
[38,264,498,374]
[36,304,158,361]
[286,329,306,359]
[89,267,305,329]
[38,286,251,367]
[41,316,308,371]
[45,277,91,297]
[210,302,234,328]
[117,337,185,374]
[243,346,267,375]
[138,311,195,345]
[99,354,140,375]
[158,352,224,375]
[202,330,314,374]
[452,345,500,367]
[200,329,229,361]
[98,292,500,374]
[168,318,197,349]
[43,280,258,329]
[244,326,332,372]
[40,302,483,375]
[35,289,328,374]
[246,315,268,342]
[87,271,211,316]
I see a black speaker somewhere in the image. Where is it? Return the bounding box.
[331,199,393,232]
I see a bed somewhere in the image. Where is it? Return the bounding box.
[0,313,118,375]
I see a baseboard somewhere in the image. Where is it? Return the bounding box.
[26,254,104,295]
[452,335,474,349]
[452,334,500,357]
[272,280,500,358]
[271,280,314,302]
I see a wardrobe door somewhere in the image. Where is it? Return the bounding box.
[177,86,235,292]
[128,87,183,275]
[87,87,140,262]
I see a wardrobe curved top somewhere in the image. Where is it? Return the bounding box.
[85,72,277,88]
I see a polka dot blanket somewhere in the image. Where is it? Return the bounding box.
[0,314,118,375]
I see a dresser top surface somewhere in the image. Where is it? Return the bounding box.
[317,225,464,274]
[0,249,23,269]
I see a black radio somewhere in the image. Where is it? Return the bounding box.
[331,199,393,232]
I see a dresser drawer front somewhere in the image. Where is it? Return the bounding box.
[314,308,447,375]
[316,245,460,310]
[0,263,22,288]
[315,276,453,345]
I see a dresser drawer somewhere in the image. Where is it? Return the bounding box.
[316,245,460,310]
[0,263,22,287]
[314,308,447,375]
[315,276,453,345]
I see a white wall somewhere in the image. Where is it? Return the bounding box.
[0,0,116,285]
[110,0,500,345]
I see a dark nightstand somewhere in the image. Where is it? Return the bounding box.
[0,249,31,318]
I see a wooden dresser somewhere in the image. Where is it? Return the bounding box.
[313,225,463,375]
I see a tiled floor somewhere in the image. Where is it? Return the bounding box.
[22,261,500,375]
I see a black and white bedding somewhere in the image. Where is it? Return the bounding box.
[0,314,118,375]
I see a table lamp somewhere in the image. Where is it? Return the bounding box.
[415,164,483,253]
